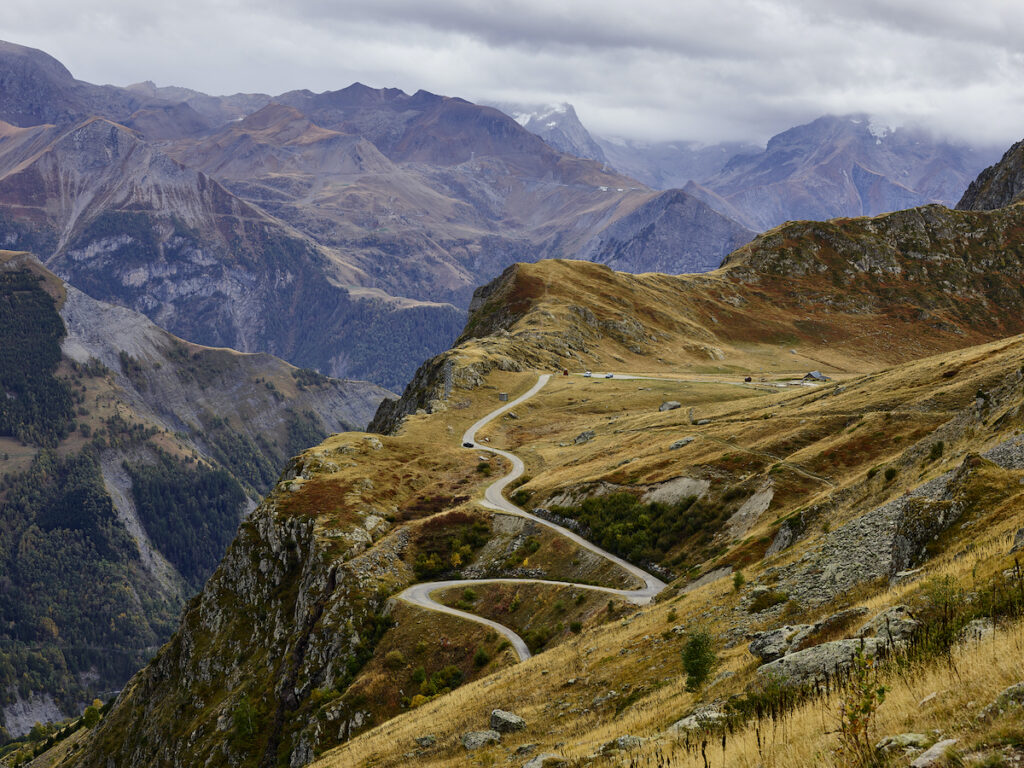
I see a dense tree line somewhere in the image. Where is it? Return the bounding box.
[0,269,74,447]
[125,450,247,589]
[0,449,177,726]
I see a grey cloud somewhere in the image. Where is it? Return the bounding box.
[0,0,1021,147]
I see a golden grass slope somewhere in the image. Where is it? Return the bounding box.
[315,329,1024,768]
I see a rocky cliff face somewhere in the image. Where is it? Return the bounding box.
[957,139,1024,211]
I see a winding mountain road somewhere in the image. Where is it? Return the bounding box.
[395,373,667,661]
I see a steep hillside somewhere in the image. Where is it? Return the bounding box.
[958,138,1024,210]
[0,41,139,128]
[685,115,998,231]
[50,187,1024,766]
[373,200,1024,433]
[0,251,390,739]
[0,116,464,389]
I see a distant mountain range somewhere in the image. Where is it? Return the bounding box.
[0,40,762,390]
[498,102,1001,232]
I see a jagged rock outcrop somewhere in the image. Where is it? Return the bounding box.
[63,472,403,767]
[957,139,1024,210]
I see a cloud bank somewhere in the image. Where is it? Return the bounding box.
[1,0,1021,145]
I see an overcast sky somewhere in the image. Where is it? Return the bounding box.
[2,0,1023,146]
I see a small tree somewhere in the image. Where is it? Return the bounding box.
[82,704,101,728]
[682,628,717,692]
[732,570,746,591]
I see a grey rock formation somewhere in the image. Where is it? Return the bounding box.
[490,709,526,733]
[979,682,1024,720]
[669,437,695,450]
[959,618,995,644]
[756,638,883,686]
[910,739,958,768]
[574,430,596,445]
[668,705,727,733]
[748,625,815,663]
[769,471,962,607]
[660,401,682,411]
[957,139,1024,210]
[1011,528,1024,554]
[876,732,932,755]
[462,730,501,750]
[523,755,569,768]
[602,735,642,753]
[414,734,436,748]
[857,605,920,645]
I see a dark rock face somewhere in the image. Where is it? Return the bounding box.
[957,139,1024,210]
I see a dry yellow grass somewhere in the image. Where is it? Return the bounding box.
[310,328,1024,768]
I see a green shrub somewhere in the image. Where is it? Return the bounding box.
[732,570,746,591]
[884,467,898,482]
[383,650,406,670]
[473,647,490,667]
[682,628,717,691]
[570,621,583,633]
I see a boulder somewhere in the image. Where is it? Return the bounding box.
[669,437,695,450]
[462,730,501,750]
[748,624,814,662]
[876,732,931,754]
[602,735,642,753]
[910,739,958,767]
[756,638,882,687]
[490,709,526,733]
[414,734,436,748]
[979,681,1024,720]
[959,617,994,644]
[668,706,726,733]
[659,401,682,412]
[574,430,596,445]
[857,605,920,645]
[1011,527,1024,553]
[523,755,568,768]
